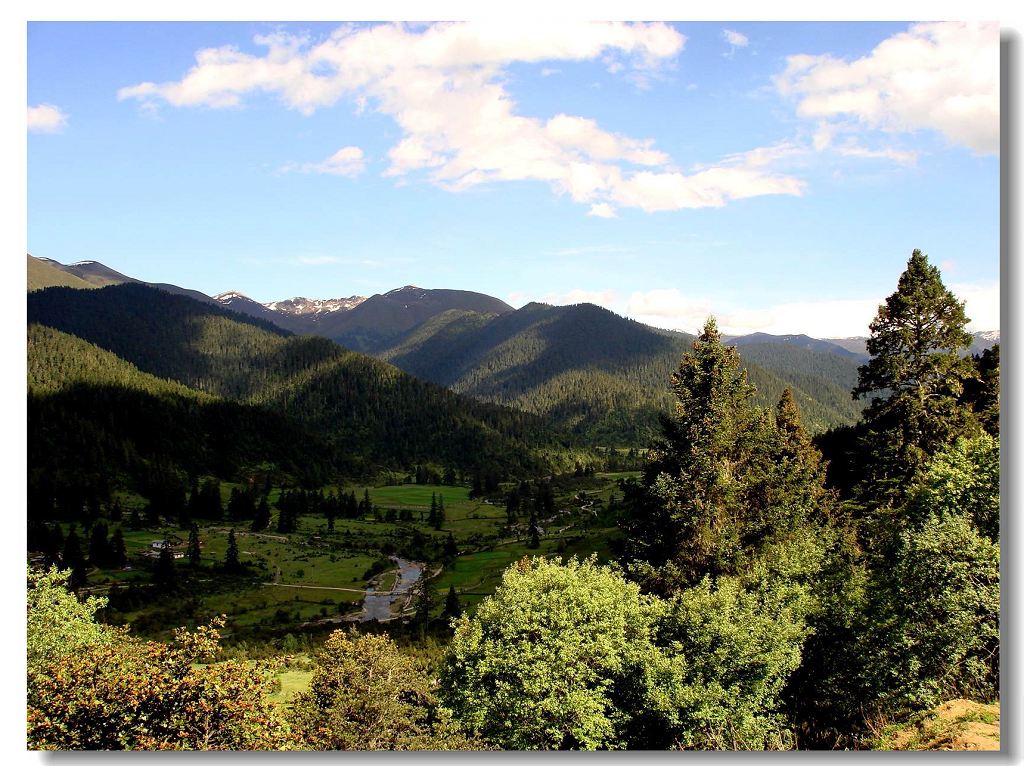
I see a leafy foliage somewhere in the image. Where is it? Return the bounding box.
[27,567,114,674]
[441,556,665,750]
[858,512,999,716]
[289,630,479,750]
[27,575,289,750]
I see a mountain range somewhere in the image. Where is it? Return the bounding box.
[27,254,999,447]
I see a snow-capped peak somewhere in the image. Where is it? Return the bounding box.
[261,295,366,316]
[214,291,254,303]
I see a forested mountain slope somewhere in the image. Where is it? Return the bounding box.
[319,285,514,352]
[27,284,573,476]
[28,323,342,492]
[377,302,865,443]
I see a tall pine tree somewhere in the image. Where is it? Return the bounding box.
[853,250,979,503]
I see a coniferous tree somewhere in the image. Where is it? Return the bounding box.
[442,584,463,622]
[527,511,540,549]
[110,527,127,569]
[88,521,110,568]
[619,320,837,597]
[961,344,1000,436]
[199,479,223,521]
[505,488,521,525]
[252,496,271,532]
[186,523,202,567]
[128,506,143,530]
[414,579,435,636]
[153,546,176,591]
[62,526,88,589]
[428,493,438,528]
[225,529,241,572]
[434,495,446,531]
[443,532,458,562]
[853,250,979,502]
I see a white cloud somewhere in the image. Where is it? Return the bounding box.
[950,281,1000,331]
[775,21,999,155]
[623,288,881,337]
[118,22,803,214]
[509,276,998,338]
[722,29,749,49]
[27,103,68,133]
[282,145,365,176]
[587,203,617,218]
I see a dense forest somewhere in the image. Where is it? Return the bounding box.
[27,250,1000,751]
[28,284,592,485]
[377,301,865,444]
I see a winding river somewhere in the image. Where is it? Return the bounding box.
[359,557,423,622]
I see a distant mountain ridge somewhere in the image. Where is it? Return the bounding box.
[724,332,865,360]
[28,283,574,477]
[28,254,217,306]
[27,256,998,445]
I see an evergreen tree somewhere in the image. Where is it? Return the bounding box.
[618,321,835,595]
[187,523,202,567]
[434,495,446,531]
[853,250,979,502]
[110,527,127,568]
[187,477,201,521]
[227,488,256,522]
[199,479,223,521]
[252,496,271,532]
[128,505,143,530]
[88,521,110,568]
[619,318,775,587]
[428,493,438,528]
[961,344,1000,436]
[62,525,87,589]
[153,546,176,591]
[225,529,242,572]
[443,532,458,562]
[442,584,463,622]
[505,488,520,525]
[527,512,540,549]
[414,580,435,635]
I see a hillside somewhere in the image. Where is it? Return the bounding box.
[377,302,866,443]
[27,255,96,291]
[27,254,218,306]
[27,284,573,476]
[318,286,515,352]
[28,323,343,498]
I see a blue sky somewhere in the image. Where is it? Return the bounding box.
[27,20,1001,336]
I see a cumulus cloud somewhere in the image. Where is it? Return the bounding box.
[722,29,749,51]
[587,202,617,218]
[950,281,1000,331]
[623,288,882,337]
[282,145,366,176]
[775,21,999,155]
[27,103,68,133]
[118,22,804,214]
[508,276,998,337]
